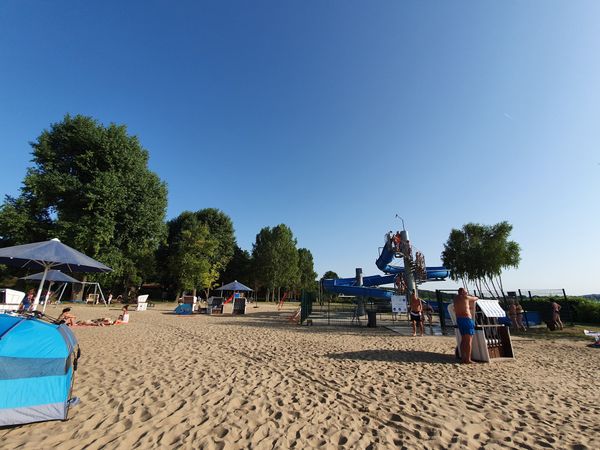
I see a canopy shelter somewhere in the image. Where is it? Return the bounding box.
[0,238,111,311]
[0,313,80,426]
[21,270,79,313]
[216,280,253,292]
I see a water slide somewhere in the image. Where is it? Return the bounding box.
[321,237,450,299]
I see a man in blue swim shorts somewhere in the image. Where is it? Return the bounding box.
[453,288,479,364]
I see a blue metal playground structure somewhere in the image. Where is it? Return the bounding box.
[321,229,450,299]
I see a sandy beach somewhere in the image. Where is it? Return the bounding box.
[2,303,599,449]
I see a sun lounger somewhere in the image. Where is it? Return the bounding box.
[0,289,25,313]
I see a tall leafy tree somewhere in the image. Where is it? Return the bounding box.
[219,245,252,286]
[166,219,219,297]
[160,209,235,298]
[0,114,167,293]
[297,248,318,292]
[195,208,236,279]
[441,221,521,297]
[251,224,300,301]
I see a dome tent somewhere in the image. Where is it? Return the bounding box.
[0,313,80,426]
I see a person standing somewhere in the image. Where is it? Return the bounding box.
[409,291,424,337]
[453,288,479,364]
[515,301,526,331]
[551,301,563,330]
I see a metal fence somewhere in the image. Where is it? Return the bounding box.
[300,294,449,333]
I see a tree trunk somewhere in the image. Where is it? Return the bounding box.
[482,278,495,299]
[489,277,501,299]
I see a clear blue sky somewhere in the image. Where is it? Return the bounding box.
[1,1,599,294]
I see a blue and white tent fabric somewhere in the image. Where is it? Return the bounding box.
[0,314,80,426]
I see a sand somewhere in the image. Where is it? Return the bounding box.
[2,303,599,449]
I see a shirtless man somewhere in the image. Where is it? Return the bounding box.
[453,288,478,364]
[409,291,424,337]
[551,301,563,330]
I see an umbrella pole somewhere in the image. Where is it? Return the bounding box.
[58,283,68,304]
[33,266,50,311]
[42,281,54,313]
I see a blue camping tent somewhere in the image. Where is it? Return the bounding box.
[0,313,80,426]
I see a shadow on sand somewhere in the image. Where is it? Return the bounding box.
[327,349,458,364]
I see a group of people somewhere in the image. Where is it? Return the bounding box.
[507,300,527,332]
[387,231,412,256]
[56,306,130,327]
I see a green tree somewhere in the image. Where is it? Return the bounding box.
[441,221,521,298]
[219,245,252,286]
[251,224,300,301]
[0,115,167,294]
[160,209,235,298]
[195,208,236,281]
[321,271,339,280]
[167,219,219,297]
[297,248,318,292]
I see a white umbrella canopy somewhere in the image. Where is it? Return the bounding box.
[0,238,112,310]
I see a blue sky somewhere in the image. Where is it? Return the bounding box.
[1,1,599,294]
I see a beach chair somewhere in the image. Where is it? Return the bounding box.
[85,293,99,304]
[448,301,514,362]
[135,294,149,311]
[207,296,224,315]
[175,295,196,315]
[232,297,247,315]
[0,289,25,313]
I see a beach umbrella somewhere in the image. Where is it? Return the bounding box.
[21,269,80,283]
[0,238,111,310]
[21,270,81,313]
[216,280,253,292]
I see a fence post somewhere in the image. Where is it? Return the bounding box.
[562,288,574,326]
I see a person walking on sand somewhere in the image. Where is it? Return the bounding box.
[454,288,478,364]
[551,301,563,330]
[409,291,424,337]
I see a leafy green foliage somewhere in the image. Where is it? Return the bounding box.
[0,115,168,291]
[219,245,252,286]
[167,220,218,294]
[441,221,520,297]
[160,209,235,296]
[297,248,318,292]
[251,224,300,293]
[321,270,339,280]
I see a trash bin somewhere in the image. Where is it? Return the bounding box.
[367,310,377,328]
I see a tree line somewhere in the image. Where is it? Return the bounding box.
[0,115,317,300]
